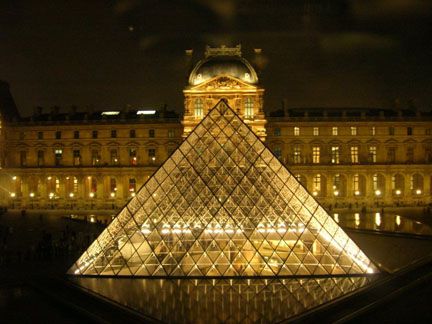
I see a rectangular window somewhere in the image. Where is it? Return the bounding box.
[91,150,100,166]
[54,149,63,166]
[273,147,282,159]
[168,129,175,138]
[274,128,281,136]
[55,131,61,139]
[353,174,359,192]
[313,127,319,136]
[387,147,396,163]
[407,147,414,162]
[371,126,376,136]
[129,178,136,193]
[110,178,117,193]
[194,98,204,119]
[373,174,378,191]
[350,126,357,136]
[293,146,301,164]
[369,146,377,163]
[350,146,359,163]
[111,130,117,138]
[20,151,27,167]
[244,97,254,118]
[407,127,413,136]
[74,131,79,139]
[313,174,321,192]
[148,149,156,160]
[389,127,395,136]
[37,150,44,166]
[37,131,43,140]
[73,150,81,166]
[331,146,340,164]
[92,130,98,139]
[130,129,136,138]
[149,129,155,138]
[294,127,300,136]
[111,149,118,164]
[332,127,338,136]
[312,146,320,164]
[130,148,137,165]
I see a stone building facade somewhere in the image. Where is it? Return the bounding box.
[0,46,431,210]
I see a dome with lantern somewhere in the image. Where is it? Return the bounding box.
[188,45,259,86]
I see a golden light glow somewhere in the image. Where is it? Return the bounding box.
[375,190,381,196]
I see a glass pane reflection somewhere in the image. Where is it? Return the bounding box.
[73,276,375,323]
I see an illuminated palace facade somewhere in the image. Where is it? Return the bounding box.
[0,46,431,210]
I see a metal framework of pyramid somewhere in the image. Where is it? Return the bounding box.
[69,100,378,277]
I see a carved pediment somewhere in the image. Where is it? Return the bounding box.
[189,75,257,91]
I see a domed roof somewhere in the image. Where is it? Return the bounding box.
[189,46,258,86]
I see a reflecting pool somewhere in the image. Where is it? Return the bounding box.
[73,276,376,323]
[331,212,432,236]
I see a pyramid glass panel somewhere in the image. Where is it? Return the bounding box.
[69,100,378,277]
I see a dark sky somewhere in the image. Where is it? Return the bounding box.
[1,0,432,116]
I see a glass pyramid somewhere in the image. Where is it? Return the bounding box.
[69,100,378,277]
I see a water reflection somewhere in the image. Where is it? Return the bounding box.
[73,276,374,323]
[334,212,432,236]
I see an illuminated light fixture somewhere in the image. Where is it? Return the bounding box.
[69,193,74,198]
[110,192,115,198]
[333,190,339,196]
[12,176,17,180]
[90,216,96,223]
[312,191,318,196]
[10,192,16,198]
[131,192,136,197]
[87,176,91,180]
[66,177,70,180]
[89,192,95,198]
[70,100,377,277]
[396,215,401,226]
[152,156,156,161]
[47,176,52,180]
[101,111,120,116]
[333,213,339,223]
[375,190,381,196]
[49,192,54,199]
[354,213,360,227]
[416,189,422,195]
[395,189,401,195]
[375,213,381,227]
[29,192,35,198]
[354,190,360,196]
[137,110,156,115]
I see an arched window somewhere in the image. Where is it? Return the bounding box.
[244,97,254,118]
[194,98,203,118]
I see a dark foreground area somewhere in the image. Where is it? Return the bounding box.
[0,210,432,323]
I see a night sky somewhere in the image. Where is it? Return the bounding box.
[1,0,432,116]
